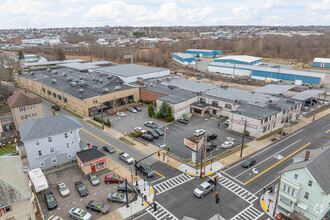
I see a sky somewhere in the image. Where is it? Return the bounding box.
[0,0,329,29]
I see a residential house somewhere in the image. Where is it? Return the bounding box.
[0,156,36,220]
[77,148,109,175]
[19,114,83,170]
[276,147,330,220]
[8,90,44,129]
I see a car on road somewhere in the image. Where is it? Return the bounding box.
[154,129,164,136]
[57,181,70,197]
[44,192,58,210]
[75,181,89,197]
[225,119,230,125]
[177,118,189,124]
[141,134,154,142]
[134,106,142,112]
[51,105,60,111]
[117,182,134,193]
[88,173,100,186]
[104,174,124,184]
[69,208,92,220]
[86,200,110,214]
[136,162,154,177]
[118,152,134,164]
[221,141,234,149]
[147,130,159,139]
[194,179,216,198]
[205,142,217,151]
[47,215,64,220]
[144,121,158,129]
[116,112,126,117]
[194,129,205,137]
[134,127,146,134]
[103,145,115,154]
[4,123,12,131]
[242,158,256,168]
[206,132,217,141]
[107,193,127,204]
[128,107,137,113]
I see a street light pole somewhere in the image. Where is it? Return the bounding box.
[240,119,247,158]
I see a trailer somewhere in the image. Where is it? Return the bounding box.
[28,168,49,193]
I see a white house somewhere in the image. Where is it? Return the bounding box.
[19,114,83,170]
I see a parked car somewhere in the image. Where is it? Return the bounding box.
[193,179,216,198]
[116,112,126,117]
[177,118,189,124]
[75,181,89,197]
[44,192,58,210]
[86,200,110,214]
[136,162,154,177]
[242,158,256,168]
[47,215,64,220]
[56,181,70,197]
[194,129,205,137]
[118,152,134,164]
[134,106,142,112]
[147,130,159,139]
[51,105,60,111]
[206,132,217,141]
[225,119,230,125]
[134,127,146,134]
[104,174,124,184]
[117,182,134,193]
[154,129,164,136]
[88,174,100,186]
[141,134,154,141]
[221,141,234,149]
[144,121,158,129]
[4,123,12,131]
[205,142,217,151]
[69,208,92,220]
[128,108,137,113]
[103,145,115,154]
[107,193,127,204]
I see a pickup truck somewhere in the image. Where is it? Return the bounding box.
[136,162,154,177]
[193,179,216,198]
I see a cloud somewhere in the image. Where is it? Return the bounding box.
[61,6,86,17]
[60,0,87,4]
[307,0,330,10]
[0,0,52,16]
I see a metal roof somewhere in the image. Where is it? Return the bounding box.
[57,61,111,71]
[215,55,262,63]
[186,49,216,52]
[290,90,326,101]
[173,53,195,59]
[313,57,330,63]
[93,64,168,77]
[23,59,84,67]
[254,85,296,95]
[160,78,218,93]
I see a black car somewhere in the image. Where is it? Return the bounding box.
[242,158,256,168]
[51,105,60,111]
[147,130,159,139]
[86,200,110,214]
[44,192,58,210]
[177,118,189,124]
[205,142,217,151]
[154,129,164,136]
[117,182,134,193]
[103,145,115,154]
[206,132,217,141]
[134,106,142,112]
[75,181,89,197]
[141,134,153,141]
[136,162,154,177]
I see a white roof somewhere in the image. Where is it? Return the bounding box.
[215,55,262,63]
[173,53,195,59]
[186,49,215,52]
[313,57,330,63]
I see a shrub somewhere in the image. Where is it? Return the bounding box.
[166,116,174,122]
[130,131,142,138]
[144,100,152,104]
[148,103,154,117]
[244,130,249,136]
[129,99,134,103]
[93,117,111,127]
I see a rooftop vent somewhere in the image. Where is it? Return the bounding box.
[62,73,67,77]
[93,77,96,81]
[53,70,58,74]
[168,85,175,89]
[157,79,162,83]
[103,88,109,93]
[100,79,103,83]
[96,78,99,82]
[80,76,83,80]
[70,82,77,86]
[115,86,121,90]
[99,73,103,76]
[51,79,57,84]
[78,89,84,93]
[31,71,35,75]
[150,82,154,87]
[47,68,51,72]
[79,95,82,99]
[107,75,112,79]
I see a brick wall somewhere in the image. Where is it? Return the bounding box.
[140,88,166,101]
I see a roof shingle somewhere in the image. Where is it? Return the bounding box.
[8,91,42,108]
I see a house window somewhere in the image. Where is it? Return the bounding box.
[64,133,68,138]
[308,180,313,187]
[287,186,290,194]
[212,101,219,106]
[96,161,106,168]
[294,174,298,180]
[40,161,45,167]
[264,117,268,123]
[281,119,285,124]
[57,95,61,100]
[280,196,292,206]
[225,104,232,109]
[67,153,72,159]
[4,206,11,213]
[282,184,286,192]
[275,114,277,118]
[283,110,286,115]
[263,127,267,133]
[291,188,295,197]
[36,140,40,145]
[47,90,51,95]
[27,114,31,119]
[63,97,67,103]
[31,105,35,109]
[261,119,263,124]
[38,150,42,157]
[25,106,29,110]
[48,137,52,142]
[52,92,56,97]
[51,156,57,164]
[32,113,37,117]
[19,107,24,112]
[50,147,55,153]
[66,143,70,149]
[21,115,26,120]
[304,192,309,200]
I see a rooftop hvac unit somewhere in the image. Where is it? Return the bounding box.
[70,82,77,86]
[66,77,73,81]
[100,79,103,83]
[99,73,103,76]
[93,77,96,81]
[107,75,112,79]
[78,89,84,93]
[79,95,82,99]
[150,83,154,87]
[69,70,73,73]
[115,86,121,90]
[53,70,58,74]
[47,68,51,72]
[62,73,67,77]
[31,72,35,75]
[103,88,109,93]
[96,78,99,82]
[51,79,57,83]
[80,76,83,80]
[72,79,79,83]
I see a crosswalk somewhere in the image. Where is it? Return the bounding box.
[146,202,179,220]
[216,174,258,204]
[231,204,264,220]
[153,174,194,195]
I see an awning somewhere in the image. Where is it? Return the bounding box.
[297,202,308,210]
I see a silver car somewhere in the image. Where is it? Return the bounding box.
[107,193,128,204]
[88,174,100,186]
[69,208,92,220]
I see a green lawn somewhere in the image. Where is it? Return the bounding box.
[0,144,16,156]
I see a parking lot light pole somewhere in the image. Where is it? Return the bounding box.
[125,179,129,208]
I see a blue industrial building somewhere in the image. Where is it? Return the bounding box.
[214,55,262,66]
[312,58,330,68]
[172,53,196,65]
[185,49,222,57]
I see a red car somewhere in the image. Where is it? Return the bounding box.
[104,174,124,184]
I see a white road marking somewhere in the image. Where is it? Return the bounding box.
[150,177,166,184]
[133,212,149,220]
[146,201,179,220]
[231,204,264,220]
[153,174,194,195]
[253,177,280,195]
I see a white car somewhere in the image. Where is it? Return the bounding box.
[134,127,146,134]
[69,208,92,220]
[225,119,230,125]
[117,112,126,117]
[144,121,158,129]
[221,141,234,149]
[57,181,70,197]
[194,129,205,137]
[119,152,134,164]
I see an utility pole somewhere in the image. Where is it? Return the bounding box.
[240,119,247,158]
[100,103,104,130]
[203,131,208,176]
[125,179,129,207]
[281,109,289,136]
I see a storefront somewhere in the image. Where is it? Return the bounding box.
[77,148,109,175]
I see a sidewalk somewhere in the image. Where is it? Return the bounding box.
[260,185,278,218]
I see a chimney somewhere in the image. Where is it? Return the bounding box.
[52,109,56,116]
[304,150,310,161]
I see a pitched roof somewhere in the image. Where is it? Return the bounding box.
[19,114,83,141]
[76,148,106,163]
[8,91,42,108]
[0,156,32,208]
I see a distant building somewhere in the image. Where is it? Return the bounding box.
[0,156,36,219]
[19,114,83,170]
[20,38,61,46]
[312,58,330,68]
[8,90,44,129]
[214,55,262,66]
[23,54,38,63]
[172,53,196,65]
[185,49,222,57]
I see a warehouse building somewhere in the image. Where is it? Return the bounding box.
[57,61,112,72]
[172,53,196,65]
[23,59,84,68]
[208,62,252,77]
[214,55,262,66]
[312,58,330,68]
[185,49,222,57]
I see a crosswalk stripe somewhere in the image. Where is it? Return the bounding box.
[146,202,179,220]
[153,174,194,195]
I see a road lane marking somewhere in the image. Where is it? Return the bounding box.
[231,204,264,220]
[244,142,311,185]
[327,129,330,134]
[154,170,165,178]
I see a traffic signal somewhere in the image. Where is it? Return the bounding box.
[153,202,157,211]
[167,146,170,152]
[157,151,160,157]
[214,176,218,186]
[215,192,219,204]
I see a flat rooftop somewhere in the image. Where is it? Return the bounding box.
[313,57,330,63]
[254,85,296,95]
[23,59,84,67]
[173,53,195,59]
[215,55,262,62]
[93,64,168,77]
[186,49,218,52]
[57,61,112,71]
[290,90,326,101]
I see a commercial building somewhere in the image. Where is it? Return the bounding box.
[214,55,262,66]
[8,90,44,129]
[312,58,330,68]
[19,114,83,170]
[77,148,109,175]
[57,61,112,72]
[23,59,84,68]
[21,38,61,46]
[172,53,196,65]
[186,49,222,57]
[0,156,36,220]
[276,147,330,220]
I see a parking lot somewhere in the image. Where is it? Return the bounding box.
[37,166,134,219]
